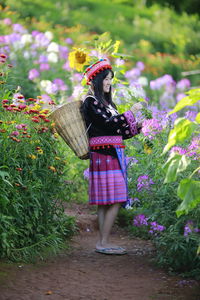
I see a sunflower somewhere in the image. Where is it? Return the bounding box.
[68,48,90,72]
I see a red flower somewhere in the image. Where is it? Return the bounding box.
[0,54,7,59]
[16,167,23,172]
[29,109,39,114]
[19,104,27,110]
[2,99,9,104]
[27,98,37,102]
[31,117,40,123]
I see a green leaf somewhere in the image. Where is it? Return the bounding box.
[195,112,200,124]
[163,118,197,154]
[163,153,191,183]
[176,178,200,217]
[168,88,200,115]
[0,170,13,186]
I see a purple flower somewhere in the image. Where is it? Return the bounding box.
[133,214,148,227]
[187,136,200,158]
[136,61,145,71]
[34,32,50,47]
[62,61,71,71]
[83,168,89,180]
[177,78,190,91]
[184,221,194,236]
[125,68,141,81]
[185,110,197,121]
[40,94,52,103]
[126,156,138,166]
[38,54,48,63]
[141,118,163,139]
[40,63,50,71]
[115,58,125,66]
[3,18,12,25]
[137,175,154,191]
[65,37,73,44]
[176,93,186,102]
[53,78,68,91]
[5,33,21,44]
[28,69,40,80]
[71,72,83,82]
[149,221,165,234]
[59,45,68,59]
[170,146,187,155]
[12,23,27,33]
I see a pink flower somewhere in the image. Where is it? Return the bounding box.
[11,131,20,136]
[28,69,40,80]
[39,63,50,71]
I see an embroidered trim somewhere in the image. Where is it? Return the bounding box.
[124,111,138,136]
[89,136,123,147]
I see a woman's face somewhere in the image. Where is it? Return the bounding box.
[103,72,113,93]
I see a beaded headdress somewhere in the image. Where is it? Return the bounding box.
[84,58,112,85]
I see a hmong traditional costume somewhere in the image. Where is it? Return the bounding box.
[82,95,140,206]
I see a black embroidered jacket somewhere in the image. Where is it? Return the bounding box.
[81,96,140,157]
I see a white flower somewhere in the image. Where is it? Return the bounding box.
[40,80,51,89]
[47,52,58,63]
[21,34,33,45]
[44,31,54,41]
[129,84,146,99]
[23,50,31,59]
[138,76,148,87]
[12,41,23,50]
[40,80,58,94]
[47,42,59,52]
[72,85,84,99]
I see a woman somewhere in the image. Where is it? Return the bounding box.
[82,59,143,255]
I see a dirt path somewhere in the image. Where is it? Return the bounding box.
[0,204,199,300]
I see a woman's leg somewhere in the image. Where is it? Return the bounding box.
[96,203,120,249]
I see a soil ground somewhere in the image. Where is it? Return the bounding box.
[0,203,199,300]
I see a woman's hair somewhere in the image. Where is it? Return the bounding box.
[90,69,116,108]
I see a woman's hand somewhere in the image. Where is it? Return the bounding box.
[130,102,143,114]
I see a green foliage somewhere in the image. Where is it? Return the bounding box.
[163,153,191,183]
[163,88,200,216]
[163,118,197,153]
[0,62,76,262]
[154,225,200,277]
[169,89,200,115]
[118,124,200,278]
[177,179,200,217]
[3,0,200,58]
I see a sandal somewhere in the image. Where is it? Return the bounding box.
[95,247,127,255]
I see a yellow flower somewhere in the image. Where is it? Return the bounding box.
[37,149,43,154]
[28,154,37,160]
[68,48,90,71]
[144,143,152,154]
[40,109,49,114]
[53,133,59,139]
[48,166,56,172]
[55,156,61,160]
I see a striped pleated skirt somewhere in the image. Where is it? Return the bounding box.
[89,149,127,205]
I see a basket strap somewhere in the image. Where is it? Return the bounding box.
[86,123,92,134]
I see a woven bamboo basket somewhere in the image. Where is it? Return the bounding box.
[49,101,89,159]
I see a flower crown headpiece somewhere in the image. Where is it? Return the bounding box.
[84,58,112,85]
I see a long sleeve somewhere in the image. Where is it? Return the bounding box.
[82,96,139,139]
